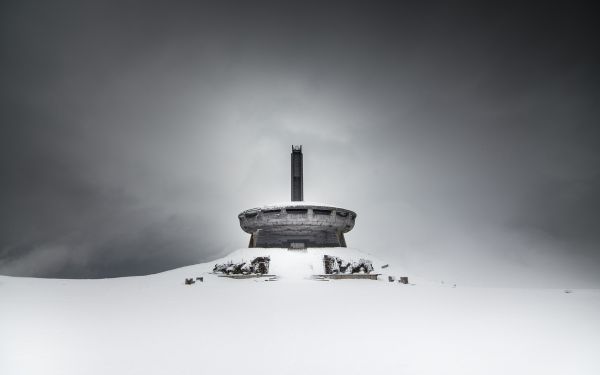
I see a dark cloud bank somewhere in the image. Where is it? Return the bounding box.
[1,1,599,287]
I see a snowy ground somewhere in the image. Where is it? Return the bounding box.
[1,248,600,375]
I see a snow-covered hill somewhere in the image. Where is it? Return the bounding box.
[1,248,599,375]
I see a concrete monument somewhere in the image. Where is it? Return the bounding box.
[238,146,357,249]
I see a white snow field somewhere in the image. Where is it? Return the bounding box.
[1,247,600,375]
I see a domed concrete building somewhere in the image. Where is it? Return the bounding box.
[238,146,357,249]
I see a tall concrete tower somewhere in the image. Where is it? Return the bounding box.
[291,145,303,201]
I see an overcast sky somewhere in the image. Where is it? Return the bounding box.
[1,1,598,286]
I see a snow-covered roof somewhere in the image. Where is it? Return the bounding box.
[242,201,355,213]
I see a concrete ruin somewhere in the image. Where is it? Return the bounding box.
[238,146,357,249]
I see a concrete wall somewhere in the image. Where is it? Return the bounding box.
[253,227,341,248]
[239,204,356,248]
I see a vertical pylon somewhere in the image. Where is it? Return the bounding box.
[291,145,303,201]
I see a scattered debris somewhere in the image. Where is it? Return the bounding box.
[252,257,270,274]
[213,257,271,275]
[323,255,374,275]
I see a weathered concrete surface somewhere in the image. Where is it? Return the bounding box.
[238,204,356,248]
[291,145,303,201]
[313,274,380,280]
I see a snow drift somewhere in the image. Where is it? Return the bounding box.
[1,247,599,375]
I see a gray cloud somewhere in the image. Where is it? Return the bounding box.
[1,1,599,286]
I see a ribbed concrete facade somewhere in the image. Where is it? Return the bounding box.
[238,204,356,248]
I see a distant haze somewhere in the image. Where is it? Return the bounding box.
[1,1,599,287]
